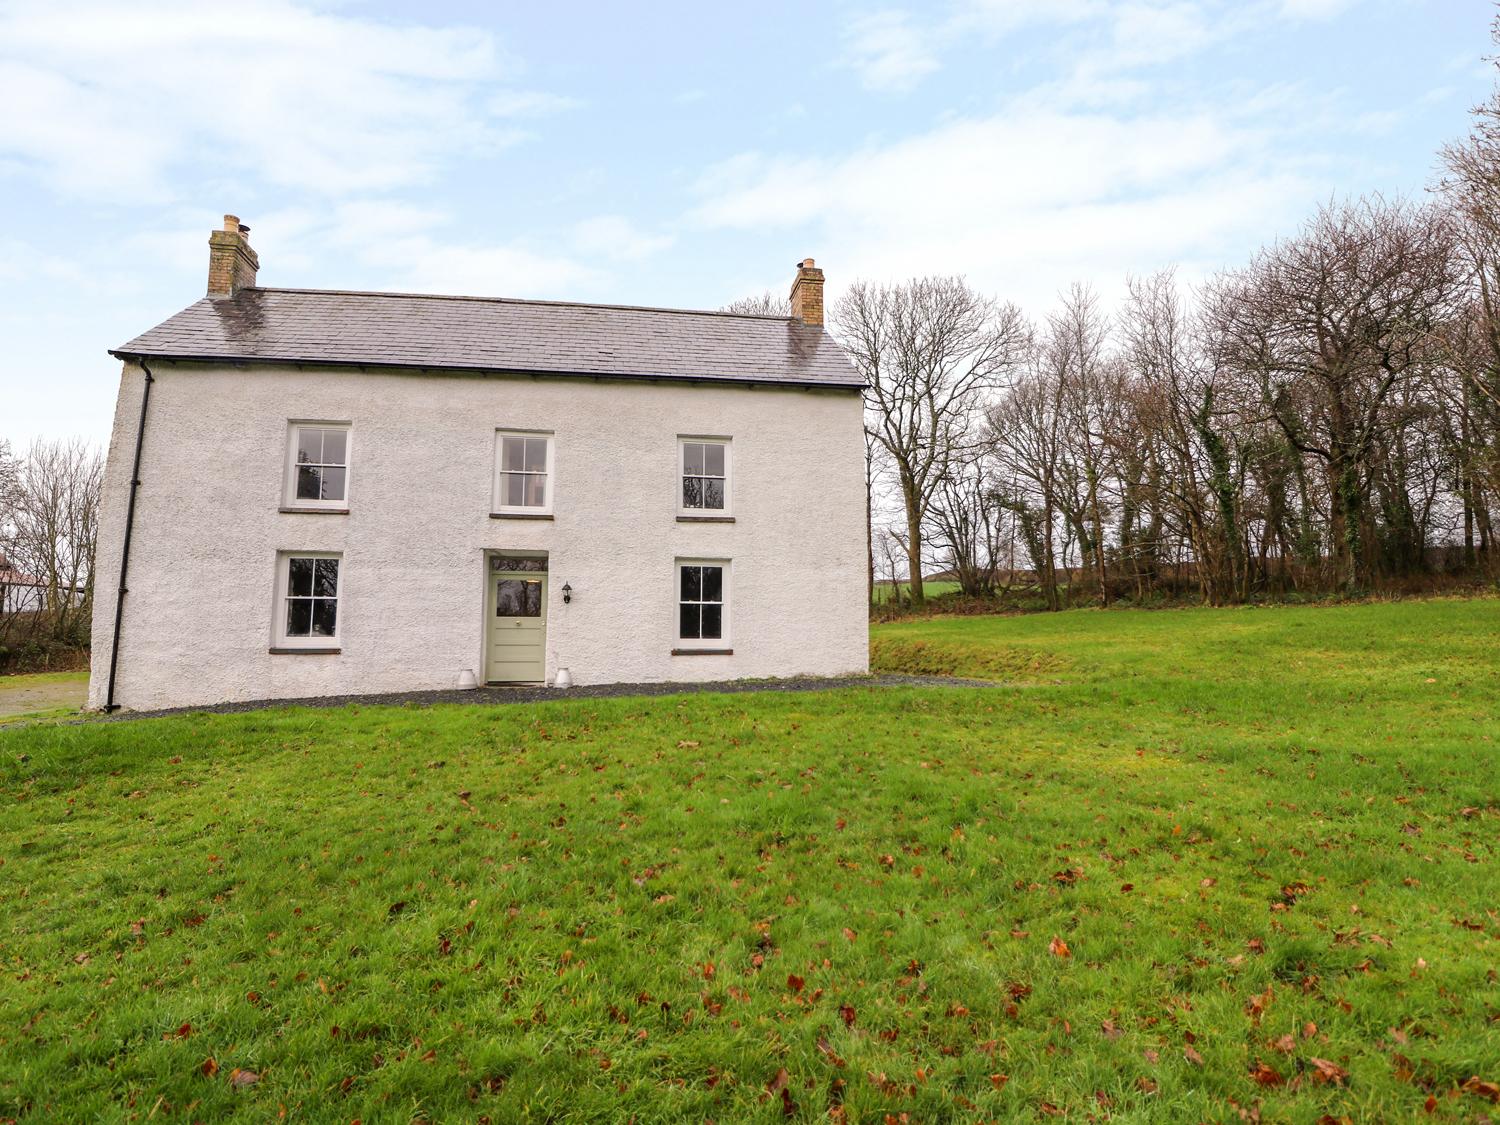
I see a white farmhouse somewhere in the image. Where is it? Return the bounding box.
[88,216,868,712]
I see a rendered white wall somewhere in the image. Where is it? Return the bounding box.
[88,362,869,711]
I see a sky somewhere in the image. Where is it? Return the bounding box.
[0,0,1493,450]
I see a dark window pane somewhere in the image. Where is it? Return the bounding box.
[295,465,321,500]
[702,479,724,509]
[321,429,347,465]
[296,428,321,465]
[502,473,525,507]
[681,565,701,601]
[496,579,524,616]
[679,603,700,639]
[523,579,542,617]
[320,466,346,501]
[314,559,339,597]
[524,473,546,507]
[702,566,722,602]
[524,437,547,472]
[286,598,312,636]
[700,604,722,639]
[704,443,725,477]
[683,443,704,476]
[311,598,337,636]
[288,557,313,596]
[501,436,524,471]
[683,477,702,508]
[492,556,547,572]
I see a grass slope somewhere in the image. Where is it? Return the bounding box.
[2,600,1497,1122]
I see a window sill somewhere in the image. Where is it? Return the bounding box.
[671,647,734,656]
[490,512,554,520]
[269,646,341,655]
[677,515,735,523]
[279,506,349,515]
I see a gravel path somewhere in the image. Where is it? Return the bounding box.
[93,674,999,723]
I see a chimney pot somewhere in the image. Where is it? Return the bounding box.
[789,257,825,328]
[207,212,260,299]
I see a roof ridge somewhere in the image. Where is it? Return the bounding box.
[251,287,800,324]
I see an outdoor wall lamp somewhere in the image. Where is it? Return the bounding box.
[562,582,572,604]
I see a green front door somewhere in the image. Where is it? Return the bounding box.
[486,570,547,683]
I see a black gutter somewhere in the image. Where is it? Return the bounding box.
[104,350,866,392]
[103,360,154,713]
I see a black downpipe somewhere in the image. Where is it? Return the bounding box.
[103,359,154,713]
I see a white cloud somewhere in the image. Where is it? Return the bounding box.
[0,0,571,201]
[570,215,675,261]
[1278,0,1358,19]
[841,10,943,92]
[689,106,1320,310]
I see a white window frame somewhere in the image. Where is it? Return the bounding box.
[493,430,555,516]
[677,436,732,516]
[283,421,352,511]
[674,558,730,647]
[273,551,343,650]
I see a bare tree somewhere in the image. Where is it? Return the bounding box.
[721,291,791,316]
[3,438,103,643]
[834,277,1029,602]
[1206,198,1461,590]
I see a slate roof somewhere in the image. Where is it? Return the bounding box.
[111,287,862,389]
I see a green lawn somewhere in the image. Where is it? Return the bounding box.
[2,600,1497,1122]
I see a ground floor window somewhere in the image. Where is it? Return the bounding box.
[677,560,727,642]
[276,552,340,647]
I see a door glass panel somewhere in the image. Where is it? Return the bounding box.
[491,556,547,572]
[496,579,543,617]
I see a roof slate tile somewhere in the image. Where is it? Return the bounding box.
[112,288,862,389]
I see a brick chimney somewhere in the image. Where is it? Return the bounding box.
[207,214,259,299]
[789,258,824,327]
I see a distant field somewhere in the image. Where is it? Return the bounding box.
[2,599,1497,1121]
[0,669,87,723]
[871,578,962,603]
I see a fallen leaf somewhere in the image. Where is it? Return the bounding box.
[1461,1076,1500,1103]
[1250,1061,1284,1086]
[1136,1076,1159,1094]
[1048,936,1071,958]
[839,1004,857,1028]
[1184,1045,1205,1067]
[842,928,857,943]
[229,1068,260,1088]
[1245,986,1273,1025]
[989,1074,1009,1089]
[1271,1034,1296,1054]
[766,1067,790,1096]
[200,1058,218,1077]
[1309,1057,1349,1085]
[787,973,805,993]
[1101,1018,1122,1040]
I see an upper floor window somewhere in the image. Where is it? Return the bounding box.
[680,438,730,514]
[494,431,554,516]
[275,552,341,649]
[286,423,350,510]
